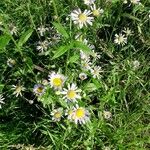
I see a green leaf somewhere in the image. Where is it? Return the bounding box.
[92,79,101,89]
[0,34,11,50]
[18,29,33,47]
[53,22,69,38]
[122,13,141,22]
[112,0,120,3]
[52,44,73,59]
[73,40,93,55]
[68,54,79,64]
[0,84,4,92]
[85,83,98,92]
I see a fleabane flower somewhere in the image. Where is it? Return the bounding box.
[12,85,25,97]
[65,108,74,121]
[81,59,92,71]
[91,4,104,17]
[123,27,133,36]
[132,60,140,70]
[80,50,90,61]
[90,65,102,79]
[92,50,101,60]
[7,58,16,67]
[33,84,45,96]
[84,0,95,5]
[37,25,48,36]
[51,108,63,122]
[114,33,127,45]
[36,40,49,53]
[9,24,18,35]
[61,83,81,103]
[71,105,90,124]
[103,111,112,120]
[0,94,5,109]
[48,72,66,90]
[79,73,87,80]
[130,0,140,4]
[71,9,94,28]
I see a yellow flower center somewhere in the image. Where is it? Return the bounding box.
[76,108,85,118]
[118,36,124,43]
[78,13,87,22]
[67,90,76,99]
[16,86,22,93]
[93,10,99,16]
[37,87,43,93]
[52,78,62,87]
[54,112,61,118]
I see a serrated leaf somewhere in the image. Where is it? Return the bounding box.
[52,44,73,59]
[53,22,69,38]
[18,29,33,47]
[0,34,11,50]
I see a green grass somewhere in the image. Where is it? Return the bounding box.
[0,0,150,149]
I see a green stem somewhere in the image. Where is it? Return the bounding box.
[52,0,60,23]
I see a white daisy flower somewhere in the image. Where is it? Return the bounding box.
[132,60,140,69]
[103,146,111,150]
[0,94,5,109]
[79,72,87,80]
[71,105,90,124]
[92,50,101,60]
[33,84,45,96]
[83,0,95,6]
[81,59,92,71]
[71,9,94,28]
[65,108,74,121]
[80,50,90,61]
[48,27,61,45]
[51,108,63,122]
[90,65,102,79]
[123,0,128,4]
[61,83,81,103]
[42,79,49,85]
[9,24,18,35]
[37,25,48,36]
[103,111,112,120]
[36,40,49,53]
[130,0,140,4]
[7,58,16,67]
[50,33,61,45]
[114,33,127,45]
[48,72,66,90]
[123,27,133,36]
[12,85,25,97]
[90,4,104,17]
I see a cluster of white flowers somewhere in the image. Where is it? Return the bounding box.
[70,1,104,28]
[36,26,61,53]
[32,70,90,124]
[114,27,133,46]
[50,104,90,124]
[77,37,102,79]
